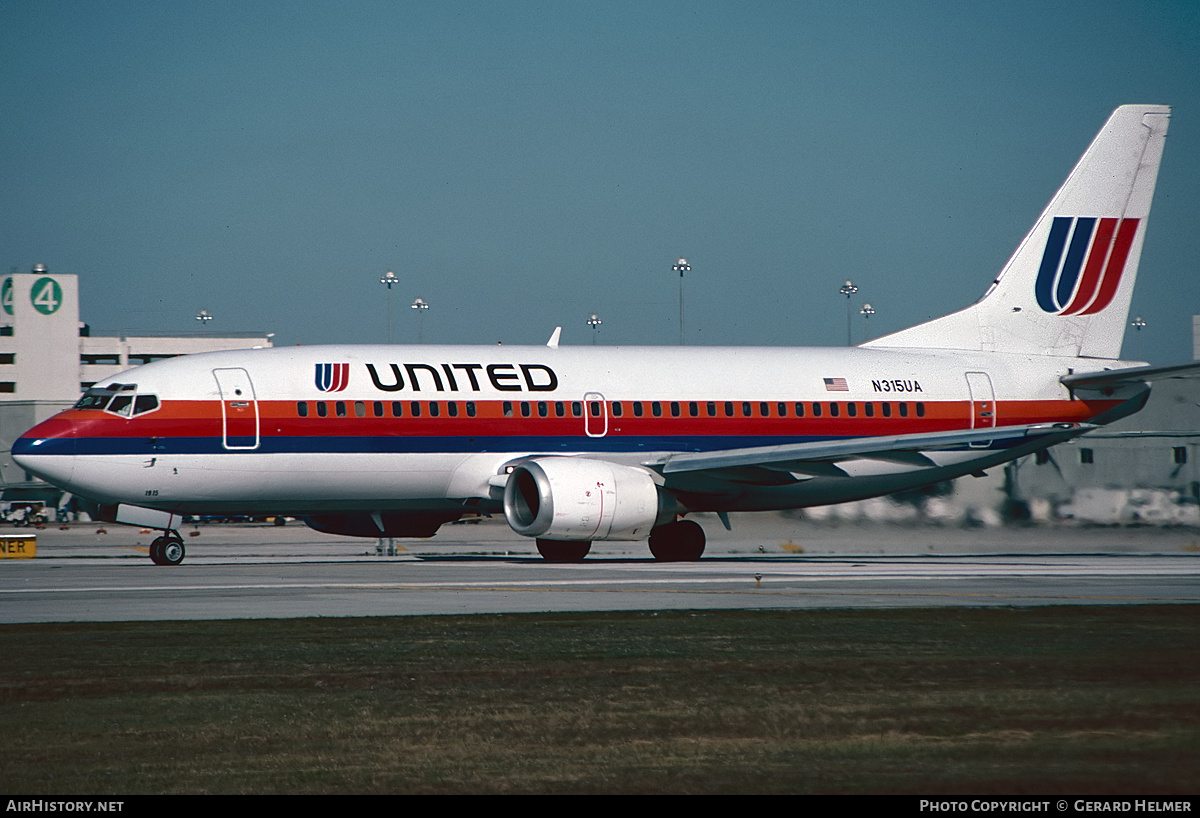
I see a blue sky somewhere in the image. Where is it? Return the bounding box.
[3,1,1198,363]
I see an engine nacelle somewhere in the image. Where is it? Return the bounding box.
[302,511,461,538]
[503,457,673,541]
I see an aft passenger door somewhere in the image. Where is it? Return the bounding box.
[213,367,260,450]
[964,372,995,448]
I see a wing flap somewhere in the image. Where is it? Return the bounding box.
[653,423,1094,476]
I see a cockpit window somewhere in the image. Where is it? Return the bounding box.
[107,394,134,416]
[73,383,159,416]
[75,388,115,410]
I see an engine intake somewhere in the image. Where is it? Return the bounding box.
[503,457,673,541]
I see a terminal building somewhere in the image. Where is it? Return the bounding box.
[0,266,272,511]
[1008,375,1199,525]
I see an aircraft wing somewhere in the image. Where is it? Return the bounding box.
[1061,361,1200,389]
[650,422,1093,485]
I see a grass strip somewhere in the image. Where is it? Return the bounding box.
[1,606,1197,794]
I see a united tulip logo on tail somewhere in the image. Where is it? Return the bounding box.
[1034,216,1139,315]
[315,363,350,392]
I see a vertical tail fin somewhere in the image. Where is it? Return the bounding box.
[865,105,1170,359]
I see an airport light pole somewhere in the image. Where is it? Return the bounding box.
[380,271,399,343]
[859,302,875,343]
[673,258,690,344]
[1129,315,1146,360]
[587,313,602,345]
[839,280,858,346]
[411,297,429,342]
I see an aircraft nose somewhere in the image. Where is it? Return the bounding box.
[11,416,77,487]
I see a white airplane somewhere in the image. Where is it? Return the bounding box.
[13,104,1198,565]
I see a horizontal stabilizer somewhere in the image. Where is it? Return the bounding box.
[1061,360,1200,388]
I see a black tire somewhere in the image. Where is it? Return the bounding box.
[535,539,591,562]
[149,537,166,565]
[648,520,706,561]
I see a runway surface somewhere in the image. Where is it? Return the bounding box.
[2,515,1198,622]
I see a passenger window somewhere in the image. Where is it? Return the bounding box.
[689,401,699,417]
[297,401,309,418]
[829,402,840,417]
[520,402,531,418]
[846,402,857,417]
[373,401,384,417]
[916,402,926,418]
[724,401,734,417]
[354,401,366,418]
[794,402,805,417]
[572,401,582,417]
[429,402,440,417]
[555,401,565,417]
[448,401,459,417]
[899,403,909,418]
[811,403,822,417]
[633,402,644,417]
[652,402,662,417]
[706,402,716,417]
[335,401,347,418]
[777,402,788,417]
[466,402,476,417]
[317,402,328,418]
[864,403,874,417]
[881,402,892,418]
[612,402,623,417]
[411,402,422,418]
[503,401,514,418]
[759,402,769,417]
[392,401,403,417]
[670,402,680,417]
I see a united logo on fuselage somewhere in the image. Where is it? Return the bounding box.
[365,362,558,393]
[1034,216,1139,315]
[315,363,350,392]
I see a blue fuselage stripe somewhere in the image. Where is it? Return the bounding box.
[15,432,1023,457]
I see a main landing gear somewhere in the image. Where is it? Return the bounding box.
[648,519,706,562]
[149,532,185,566]
[535,539,592,562]
[534,521,707,563]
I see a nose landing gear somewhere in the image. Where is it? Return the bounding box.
[149,532,185,565]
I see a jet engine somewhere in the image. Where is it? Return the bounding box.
[503,457,674,541]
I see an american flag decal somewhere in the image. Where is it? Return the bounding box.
[823,377,849,392]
